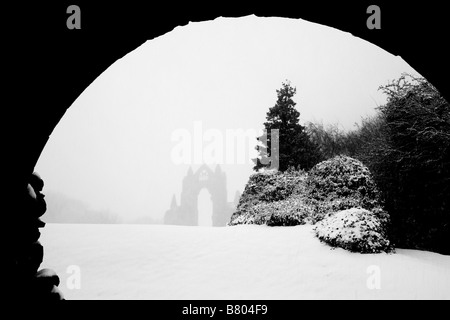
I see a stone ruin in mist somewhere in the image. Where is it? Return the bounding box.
[164,164,240,226]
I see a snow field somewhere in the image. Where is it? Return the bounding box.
[40,223,450,300]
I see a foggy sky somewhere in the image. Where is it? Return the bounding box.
[35,15,421,223]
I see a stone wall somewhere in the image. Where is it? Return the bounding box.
[9,172,64,300]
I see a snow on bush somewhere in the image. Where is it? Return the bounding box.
[314,208,393,253]
[229,156,390,234]
[229,170,309,226]
[234,196,316,226]
[306,155,388,222]
[229,155,393,253]
[236,169,305,206]
[307,155,378,202]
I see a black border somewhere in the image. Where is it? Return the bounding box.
[5,1,449,307]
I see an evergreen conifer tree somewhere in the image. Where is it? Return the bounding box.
[253,81,319,172]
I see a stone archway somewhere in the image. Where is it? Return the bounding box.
[164,165,236,226]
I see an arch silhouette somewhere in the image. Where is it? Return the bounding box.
[7,3,449,189]
[8,1,449,247]
[165,165,237,226]
[6,2,450,300]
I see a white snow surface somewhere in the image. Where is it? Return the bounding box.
[39,223,450,300]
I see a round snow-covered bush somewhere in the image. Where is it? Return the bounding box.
[306,155,385,220]
[314,207,393,253]
[307,155,379,199]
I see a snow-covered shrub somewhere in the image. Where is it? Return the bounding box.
[229,170,308,225]
[314,208,393,253]
[267,212,303,226]
[307,155,379,200]
[229,188,319,226]
[228,156,391,241]
[230,197,304,226]
[237,169,306,206]
[306,155,386,222]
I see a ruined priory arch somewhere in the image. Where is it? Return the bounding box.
[164,165,238,226]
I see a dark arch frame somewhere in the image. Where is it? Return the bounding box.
[5,1,449,301]
[6,2,449,191]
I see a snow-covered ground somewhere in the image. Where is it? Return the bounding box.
[39,223,450,300]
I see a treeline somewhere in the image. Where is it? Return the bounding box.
[305,74,450,254]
